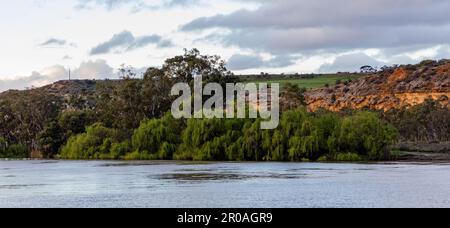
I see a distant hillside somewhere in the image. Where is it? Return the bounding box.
[241,73,363,89]
[1,73,362,106]
[305,60,450,111]
[1,79,97,98]
[37,80,98,97]
[0,79,121,112]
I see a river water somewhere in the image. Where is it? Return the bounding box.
[1,160,449,208]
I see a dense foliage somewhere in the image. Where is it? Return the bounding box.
[58,109,398,161]
[60,123,127,159]
[384,100,450,142]
[0,137,28,158]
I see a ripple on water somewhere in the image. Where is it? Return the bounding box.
[154,172,307,183]
[33,161,60,165]
[0,184,46,190]
[98,161,172,167]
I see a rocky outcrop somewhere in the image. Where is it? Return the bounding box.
[305,60,450,111]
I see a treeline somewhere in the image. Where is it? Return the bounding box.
[384,100,450,142]
[59,109,398,162]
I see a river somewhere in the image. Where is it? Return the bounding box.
[1,160,449,208]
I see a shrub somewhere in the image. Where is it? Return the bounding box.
[338,111,398,160]
[110,141,131,159]
[60,123,123,159]
[0,137,29,158]
[335,153,362,162]
[123,151,157,161]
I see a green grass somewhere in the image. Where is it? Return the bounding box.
[244,73,364,89]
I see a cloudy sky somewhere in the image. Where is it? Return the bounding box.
[1,0,450,91]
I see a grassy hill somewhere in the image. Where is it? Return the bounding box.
[240,73,364,89]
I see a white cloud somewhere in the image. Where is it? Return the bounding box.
[0,60,116,92]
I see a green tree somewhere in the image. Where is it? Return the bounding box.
[60,123,124,159]
[132,114,182,160]
[59,110,95,138]
[338,112,397,160]
[280,83,306,112]
[162,48,238,85]
[37,122,64,158]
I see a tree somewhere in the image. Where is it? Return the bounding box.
[280,83,306,112]
[0,89,61,151]
[132,114,182,160]
[360,65,377,74]
[0,137,7,157]
[37,122,64,158]
[384,99,449,142]
[60,123,125,159]
[338,111,397,160]
[141,67,174,119]
[0,137,28,159]
[161,48,238,85]
[58,110,95,139]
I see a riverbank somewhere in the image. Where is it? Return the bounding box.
[2,152,450,163]
[396,141,450,154]
[392,141,450,162]
[395,151,450,163]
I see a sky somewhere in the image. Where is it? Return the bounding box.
[1,0,450,91]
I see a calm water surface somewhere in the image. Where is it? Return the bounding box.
[1,160,450,208]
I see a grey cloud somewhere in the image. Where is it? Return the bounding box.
[164,0,200,8]
[183,0,450,30]
[319,53,384,73]
[40,38,77,48]
[318,47,450,74]
[228,54,264,70]
[76,0,144,10]
[41,38,67,46]
[216,26,450,54]
[183,0,450,57]
[90,31,172,55]
[157,39,174,48]
[227,54,296,71]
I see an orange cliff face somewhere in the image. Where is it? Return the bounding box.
[305,60,450,112]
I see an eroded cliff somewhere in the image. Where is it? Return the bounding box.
[305,60,450,111]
